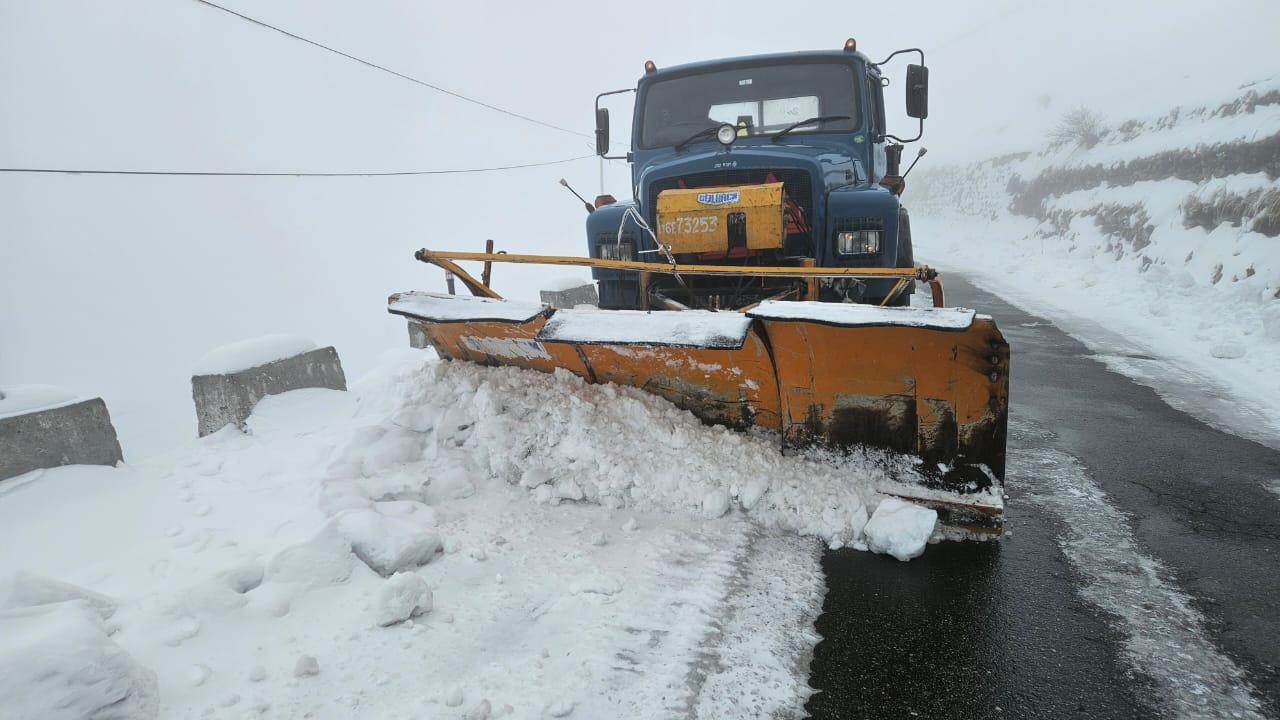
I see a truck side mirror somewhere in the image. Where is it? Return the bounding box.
[595,108,610,156]
[905,64,929,119]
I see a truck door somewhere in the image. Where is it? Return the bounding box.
[867,73,887,181]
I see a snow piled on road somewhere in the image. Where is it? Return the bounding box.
[1,598,158,720]
[360,350,892,548]
[0,348,925,717]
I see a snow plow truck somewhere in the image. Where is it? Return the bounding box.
[390,40,1010,539]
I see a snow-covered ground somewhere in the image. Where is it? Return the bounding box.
[0,346,946,718]
[914,78,1280,450]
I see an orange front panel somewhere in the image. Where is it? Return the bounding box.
[409,313,1008,478]
[412,318,781,431]
[760,317,1008,477]
[572,333,782,431]
[419,317,589,380]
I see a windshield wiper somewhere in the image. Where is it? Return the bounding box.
[673,125,723,152]
[769,115,851,143]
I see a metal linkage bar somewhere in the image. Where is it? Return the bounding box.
[415,249,928,280]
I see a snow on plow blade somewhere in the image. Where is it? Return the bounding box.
[388,291,1009,538]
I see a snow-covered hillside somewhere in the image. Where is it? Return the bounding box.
[0,347,948,718]
[913,78,1280,445]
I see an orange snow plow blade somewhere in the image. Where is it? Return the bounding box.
[391,251,1009,538]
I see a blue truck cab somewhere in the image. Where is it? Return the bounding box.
[586,39,929,310]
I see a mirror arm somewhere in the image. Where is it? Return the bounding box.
[884,118,924,145]
[595,87,637,160]
[870,47,925,69]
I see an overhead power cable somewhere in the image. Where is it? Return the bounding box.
[190,0,594,142]
[0,155,593,177]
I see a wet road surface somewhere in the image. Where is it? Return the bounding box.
[805,275,1280,719]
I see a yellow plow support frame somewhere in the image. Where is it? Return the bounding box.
[414,249,938,308]
[396,249,1008,537]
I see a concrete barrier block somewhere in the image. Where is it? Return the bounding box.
[192,347,346,436]
[0,398,124,480]
[539,283,599,310]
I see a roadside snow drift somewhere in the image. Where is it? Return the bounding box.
[913,78,1280,445]
[0,598,158,719]
[0,347,936,718]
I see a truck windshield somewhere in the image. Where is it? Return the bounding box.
[639,61,859,149]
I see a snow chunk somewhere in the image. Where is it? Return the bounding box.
[192,334,316,375]
[520,466,551,488]
[464,699,493,720]
[749,301,977,329]
[389,291,547,323]
[863,498,938,561]
[294,654,320,677]
[538,308,752,348]
[376,571,433,626]
[337,506,442,576]
[0,601,158,720]
[701,489,731,518]
[0,384,79,419]
[738,478,768,510]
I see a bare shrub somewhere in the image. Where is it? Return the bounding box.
[1049,108,1106,149]
[1092,204,1154,253]
[1183,187,1280,238]
[1252,190,1280,236]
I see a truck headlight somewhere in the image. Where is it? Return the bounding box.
[716,124,737,146]
[599,241,634,261]
[836,230,880,255]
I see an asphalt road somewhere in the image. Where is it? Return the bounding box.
[805,275,1280,719]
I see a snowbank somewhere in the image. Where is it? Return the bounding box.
[0,384,78,419]
[353,350,905,549]
[0,600,157,719]
[0,350,866,718]
[192,334,317,375]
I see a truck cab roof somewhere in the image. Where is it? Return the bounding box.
[639,48,876,84]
